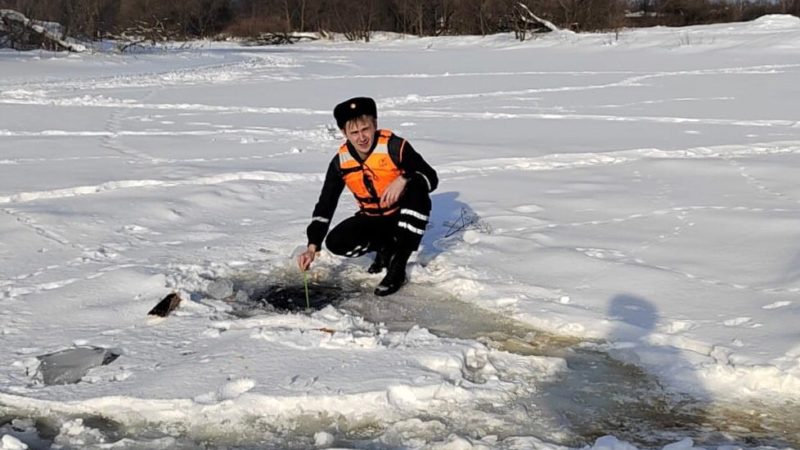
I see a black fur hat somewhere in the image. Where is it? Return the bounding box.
[333,97,377,129]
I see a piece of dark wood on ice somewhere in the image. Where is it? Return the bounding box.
[148,292,182,317]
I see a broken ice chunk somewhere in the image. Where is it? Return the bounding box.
[36,346,121,385]
[207,279,234,300]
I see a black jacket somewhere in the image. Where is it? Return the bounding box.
[306,131,438,248]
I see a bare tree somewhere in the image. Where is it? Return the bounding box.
[328,0,376,41]
[432,0,457,35]
[389,0,410,34]
[390,0,438,35]
[285,0,310,31]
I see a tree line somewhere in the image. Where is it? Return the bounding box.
[1,0,798,41]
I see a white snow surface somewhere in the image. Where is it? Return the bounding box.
[1,15,800,449]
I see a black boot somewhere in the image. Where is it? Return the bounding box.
[374,249,411,297]
[367,247,392,274]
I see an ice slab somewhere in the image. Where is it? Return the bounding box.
[36,346,121,385]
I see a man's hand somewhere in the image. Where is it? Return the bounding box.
[297,244,318,271]
[380,176,408,208]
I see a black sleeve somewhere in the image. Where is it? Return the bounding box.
[388,136,439,193]
[306,155,345,248]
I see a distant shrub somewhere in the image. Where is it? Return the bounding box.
[224,16,288,38]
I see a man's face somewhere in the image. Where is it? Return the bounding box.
[343,117,377,154]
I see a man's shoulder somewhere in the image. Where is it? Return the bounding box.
[328,151,343,169]
[383,132,411,165]
[384,131,408,151]
[381,128,404,140]
[332,141,350,158]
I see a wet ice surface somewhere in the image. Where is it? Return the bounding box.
[35,347,121,386]
[0,275,800,449]
[334,282,799,448]
[175,276,800,447]
[1,273,797,449]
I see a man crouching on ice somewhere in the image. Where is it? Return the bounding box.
[297,97,438,296]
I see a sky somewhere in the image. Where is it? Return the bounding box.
[1,14,800,450]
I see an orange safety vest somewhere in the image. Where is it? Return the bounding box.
[338,129,403,216]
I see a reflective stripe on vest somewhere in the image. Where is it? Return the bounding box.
[338,129,402,216]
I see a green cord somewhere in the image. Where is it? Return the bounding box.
[303,270,310,309]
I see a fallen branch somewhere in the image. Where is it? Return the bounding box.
[444,208,493,238]
[516,2,560,32]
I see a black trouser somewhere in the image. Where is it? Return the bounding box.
[326,181,431,257]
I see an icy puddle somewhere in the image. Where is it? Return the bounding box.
[2,275,797,449]
[337,285,799,449]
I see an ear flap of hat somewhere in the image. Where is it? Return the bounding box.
[334,97,377,129]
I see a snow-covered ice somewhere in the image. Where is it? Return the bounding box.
[1,15,799,449]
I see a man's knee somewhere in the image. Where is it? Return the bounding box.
[325,228,370,257]
[396,185,431,252]
[401,181,432,213]
[324,231,348,256]
[324,221,351,255]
